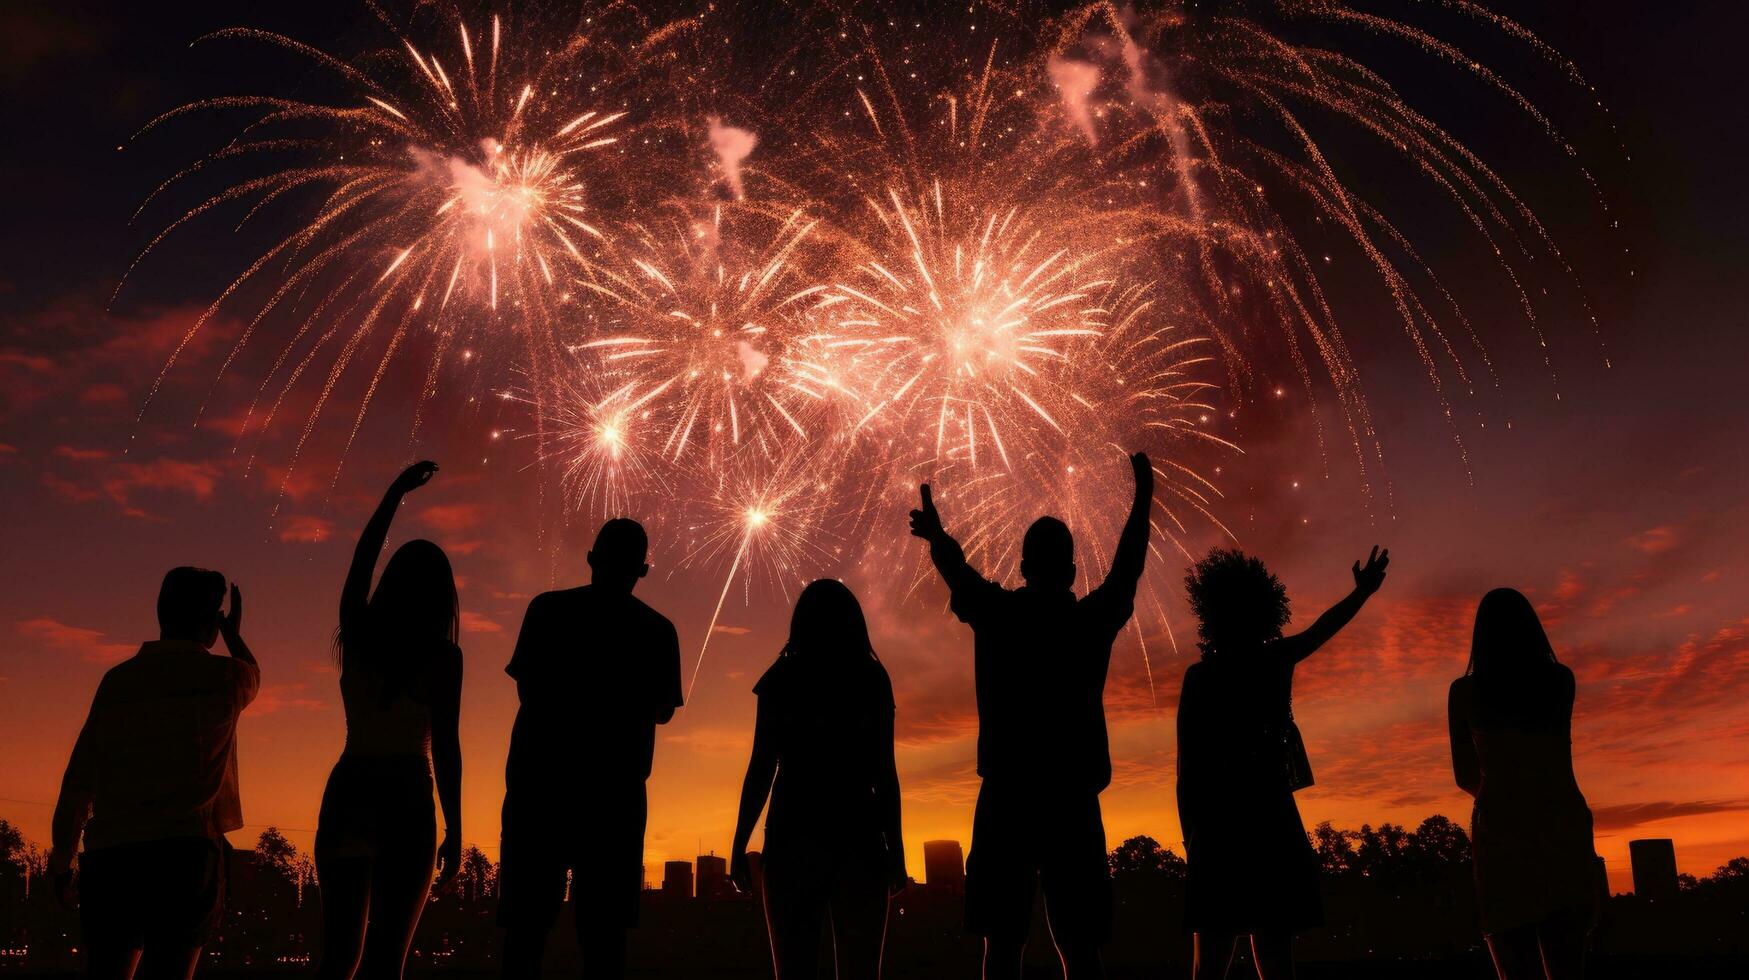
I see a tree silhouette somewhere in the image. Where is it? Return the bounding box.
[254,827,297,877]
[1108,835,1187,881]
[458,845,496,902]
[1313,821,1357,875]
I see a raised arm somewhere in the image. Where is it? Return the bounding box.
[1448,679,1481,796]
[909,484,998,603]
[729,697,779,893]
[1098,453,1154,599]
[340,461,438,632]
[431,647,464,888]
[1274,546,1390,665]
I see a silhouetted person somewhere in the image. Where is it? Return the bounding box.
[1449,589,1598,980]
[729,579,906,980]
[497,518,682,980]
[47,567,259,980]
[1176,545,1389,980]
[908,452,1155,980]
[315,461,463,980]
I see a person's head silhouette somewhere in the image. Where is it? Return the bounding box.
[1467,587,1557,674]
[1020,516,1076,591]
[784,578,876,662]
[1184,547,1291,657]
[588,518,650,593]
[158,566,227,647]
[371,538,461,643]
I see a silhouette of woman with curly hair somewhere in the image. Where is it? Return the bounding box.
[1450,588,1598,980]
[315,461,463,980]
[1176,546,1389,979]
[730,579,905,980]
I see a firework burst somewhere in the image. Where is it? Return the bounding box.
[128,1,1616,704]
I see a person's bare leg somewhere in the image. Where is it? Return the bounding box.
[981,939,1025,980]
[827,877,888,980]
[84,943,142,980]
[136,944,201,980]
[314,856,372,980]
[358,846,435,980]
[1537,906,1590,980]
[1485,924,1547,980]
[1250,932,1295,980]
[1191,932,1237,980]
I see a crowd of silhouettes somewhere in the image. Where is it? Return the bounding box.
[39,452,1614,980]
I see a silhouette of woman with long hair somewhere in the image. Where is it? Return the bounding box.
[730,579,906,980]
[315,461,463,980]
[1450,589,1598,980]
[1177,546,1388,980]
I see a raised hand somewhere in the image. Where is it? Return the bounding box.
[909,483,944,541]
[1131,451,1154,495]
[391,460,439,496]
[1352,545,1390,595]
[220,583,243,642]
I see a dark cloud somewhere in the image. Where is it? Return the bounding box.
[1591,799,1749,833]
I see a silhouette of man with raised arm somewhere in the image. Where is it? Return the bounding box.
[47,568,259,980]
[497,519,682,980]
[910,453,1154,980]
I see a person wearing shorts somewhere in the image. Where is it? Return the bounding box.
[497,519,682,980]
[910,453,1154,980]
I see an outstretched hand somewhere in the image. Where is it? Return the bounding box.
[1353,545,1390,595]
[391,460,439,495]
[909,484,944,541]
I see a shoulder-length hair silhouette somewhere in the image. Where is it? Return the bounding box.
[1467,586,1557,672]
[335,537,458,689]
[781,578,878,662]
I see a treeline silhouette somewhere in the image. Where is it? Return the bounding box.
[3,818,1745,975]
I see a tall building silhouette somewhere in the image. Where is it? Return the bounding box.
[1629,838,1679,901]
[923,840,965,895]
[662,859,693,900]
[696,852,731,900]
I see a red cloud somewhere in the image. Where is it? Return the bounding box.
[415,502,487,533]
[101,459,222,502]
[1627,525,1680,554]
[249,683,325,716]
[18,617,134,663]
[460,611,502,634]
[52,446,109,462]
[277,514,334,544]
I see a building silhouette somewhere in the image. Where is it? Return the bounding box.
[923,840,965,895]
[696,852,731,900]
[662,859,693,900]
[1630,838,1679,901]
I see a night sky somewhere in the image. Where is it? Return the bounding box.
[2,0,1747,894]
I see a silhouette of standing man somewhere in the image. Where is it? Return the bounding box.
[910,452,1154,980]
[48,568,258,980]
[497,519,682,980]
